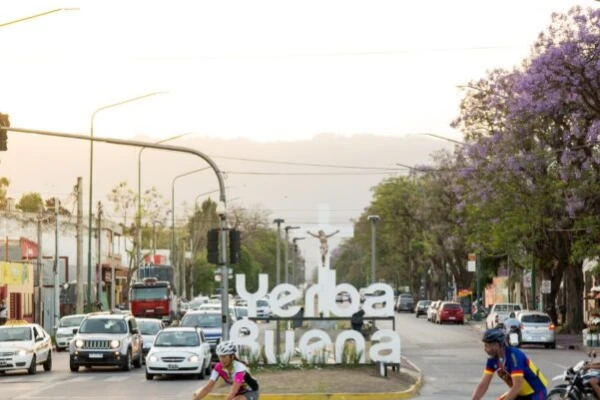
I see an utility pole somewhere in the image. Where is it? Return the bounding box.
[76,177,84,314]
[292,237,305,286]
[53,198,60,332]
[284,226,300,284]
[36,215,42,324]
[110,228,115,310]
[219,214,230,340]
[97,201,102,306]
[368,215,380,284]
[273,219,284,285]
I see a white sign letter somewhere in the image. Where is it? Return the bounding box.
[299,329,332,363]
[270,284,301,317]
[363,283,394,317]
[335,330,366,363]
[229,319,260,358]
[369,330,401,364]
[236,274,269,317]
[264,330,295,364]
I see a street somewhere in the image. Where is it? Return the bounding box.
[2,313,589,400]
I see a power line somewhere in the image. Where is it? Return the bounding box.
[211,155,409,171]
[224,171,404,176]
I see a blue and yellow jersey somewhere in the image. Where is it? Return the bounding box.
[485,347,547,396]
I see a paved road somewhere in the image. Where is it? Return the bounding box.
[2,313,590,399]
[389,312,588,400]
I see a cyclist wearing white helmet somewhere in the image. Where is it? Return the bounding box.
[192,340,259,400]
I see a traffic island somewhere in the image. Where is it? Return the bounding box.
[207,357,423,400]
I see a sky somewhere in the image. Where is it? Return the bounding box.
[1,0,598,281]
[2,0,597,143]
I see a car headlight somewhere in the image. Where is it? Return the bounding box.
[149,355,158,362]
[188,355,199,363]
[75,340,84,348]
[16,349,28,356]
[110,340,120,349]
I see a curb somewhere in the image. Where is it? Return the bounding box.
[206,360,423,400]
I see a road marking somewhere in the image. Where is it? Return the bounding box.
[68,376,95,382]
[103,376,130,382]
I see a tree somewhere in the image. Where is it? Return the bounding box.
[0,177,10,210]
[44,197,72,216]
[16,192,44,213]
[107,181,169,306]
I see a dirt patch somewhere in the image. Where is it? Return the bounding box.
[212,365,417,394]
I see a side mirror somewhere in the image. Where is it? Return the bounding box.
[72,328,78,335]
[36,336,43,342]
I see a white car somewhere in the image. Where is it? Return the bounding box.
[198,304,221,312]
[136,318,164,363]
[257,298,271,321]
[145,327,212,380]
[55,314,86,352]
[0,322,53,375]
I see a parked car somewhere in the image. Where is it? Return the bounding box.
[55,314,86,351]
[427,301,441,322]
[145,327,212,380]
[395,294,414,313]
[436,302,464,324]
[486,303,523,329]
[517,311,555,349]
[414,300,432,318]
[0,321,53,375]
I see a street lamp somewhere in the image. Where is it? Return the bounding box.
[284,226,300,284]
[87,91,166,312]
[137,132,191,273]
[171,167,212,295]
[368,215,380,284]
[273,219,285,285]
[292,237,305,285]
[0,8,79,28]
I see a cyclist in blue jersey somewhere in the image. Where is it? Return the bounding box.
[472,328,547,400]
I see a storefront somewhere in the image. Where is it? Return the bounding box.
[0,262,34,322]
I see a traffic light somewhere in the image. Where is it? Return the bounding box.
[229,229,241,264]
[0,113,9,151]
[207,229,219,264]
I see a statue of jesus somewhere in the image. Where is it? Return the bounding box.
[307,229,340,266]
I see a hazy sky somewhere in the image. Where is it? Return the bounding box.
[2,0,598,280]
[2,0,596,143]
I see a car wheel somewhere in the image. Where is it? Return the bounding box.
[43,352,52,372]
[146,372,154,380]
[198,365,205,379]
[55,347,61,353]
[550,343,556,349]
[133,351,143,369]
[122,351,132,372]
[205,361,211,376]
[69,359,79,372]
[28,356,37,375]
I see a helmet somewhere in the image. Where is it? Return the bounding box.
[216,340,236,356]
[482,328,505,344]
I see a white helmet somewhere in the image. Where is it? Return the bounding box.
[216,340,236,356]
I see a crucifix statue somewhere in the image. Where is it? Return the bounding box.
[307,229,340,266]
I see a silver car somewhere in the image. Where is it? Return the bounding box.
[517,311,555,348]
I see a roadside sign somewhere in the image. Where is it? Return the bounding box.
[467,253,476,272]
[541,280,551,294]
[523,272,532,288]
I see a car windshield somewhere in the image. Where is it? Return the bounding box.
[79,318,127,334]
[131,287,168,300]
[60,316,85,328]
[235,308,248,318]
[154,331,199,347]
[521,314,552,324]
[0,327,32,341]
[443,303,461,310]
[138,320,162,335]
[257,300,269,307]
[495,304,522,312]
[181,314,221,328]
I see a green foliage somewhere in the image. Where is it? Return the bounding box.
[16,192,43,213]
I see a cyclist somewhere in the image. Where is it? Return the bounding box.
[192,341,260,400]
[472,328,547,400]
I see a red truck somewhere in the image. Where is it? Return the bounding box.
[130,277,177,324]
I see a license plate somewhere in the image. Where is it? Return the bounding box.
[167,364,179,370]
[449,317,456,320]
[89,353,103,359]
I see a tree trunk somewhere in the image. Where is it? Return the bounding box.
[565,262,585,333]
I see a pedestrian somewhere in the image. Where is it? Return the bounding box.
[192,341,260,400]
[472,328,547,400]
[351,306,365,334]
[0,299,7,325]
